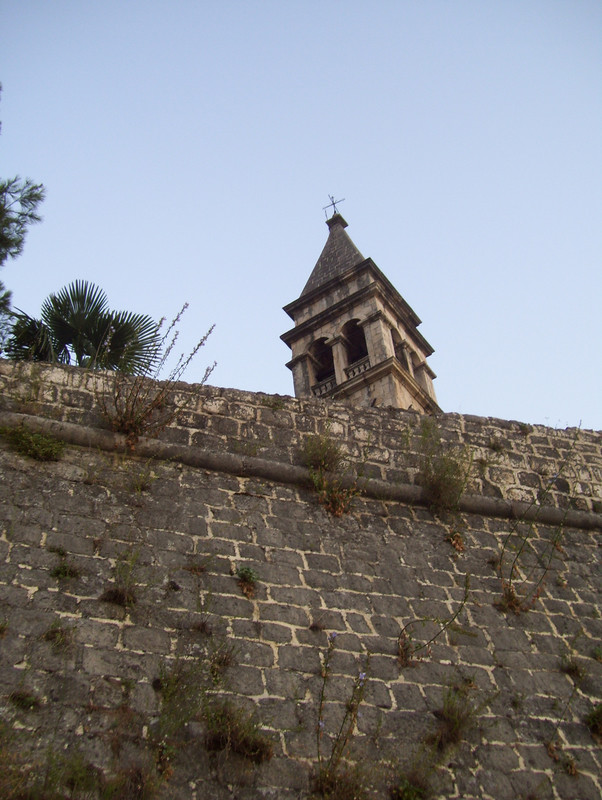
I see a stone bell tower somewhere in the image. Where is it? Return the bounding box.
[281,212,440,412]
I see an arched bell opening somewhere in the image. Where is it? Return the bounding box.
[308,338,336,395]
[342,319,369,367]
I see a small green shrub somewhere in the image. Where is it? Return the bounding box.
[260,395,286,410]
[208,640,237,684]
[303,431,344,473]
[202,699,273,763]
[50,561,80,580]
[100,549,139,607]
[236,565,259,597]
[302,430,359,516]
[43,620,73,651]
[313,764,369,799]
[418,419,471,511]
[419,451,469,510]
[62,751,101,795]
[236,565,258,585]
[427,681,481,752]
[126,462,157,494]
[0,425,64,461]
[154,658,208,747]
[0,620,7,638]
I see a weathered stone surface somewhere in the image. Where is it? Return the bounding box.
[0,361,600,798]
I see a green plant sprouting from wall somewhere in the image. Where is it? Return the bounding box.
[303,428,359,516]
[398,575,470,667]
[426,678,490,753]
[48,545,80,582]
[417,418,472,512]
[0,424,65,461]
[545,681,581,776]
[153,657,209,775]
[494,428,580,615]
[8,689,41,712]
[123,458,158,494]
[42,620,74,652]
[100,548,139,607]
[152,644,269,777]
[202,698,273,764]
[495,514,569,615]
[236,564,259,598]
[0,725,102,800]
[314,633,370,797]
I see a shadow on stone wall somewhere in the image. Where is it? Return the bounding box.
[0,360,600,799]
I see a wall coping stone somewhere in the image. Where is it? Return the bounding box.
[2,410,600,532]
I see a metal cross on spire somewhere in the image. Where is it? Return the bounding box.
[322,194,345,218]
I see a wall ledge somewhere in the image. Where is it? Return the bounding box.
[2,410,600,531]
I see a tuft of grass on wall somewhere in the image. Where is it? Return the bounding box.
[426,680,485,753]
[0,425,65,461]
[50,561,80,581]
[202,698,273,763]
[236,565,259,598]
[417,418,471,512]
[302,430,359,516]
[313,764,369,800]
[100,549,139,607]
[42,620,74,652]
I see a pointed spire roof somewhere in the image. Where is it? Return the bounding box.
[301,214,365,296]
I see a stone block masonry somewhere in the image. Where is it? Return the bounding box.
[0,360,601,799]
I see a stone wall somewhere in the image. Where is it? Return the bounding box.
[0,360,600,799]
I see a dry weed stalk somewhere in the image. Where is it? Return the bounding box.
[98,304,215,450]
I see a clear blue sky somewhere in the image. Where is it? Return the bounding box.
[1,1,600,429]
